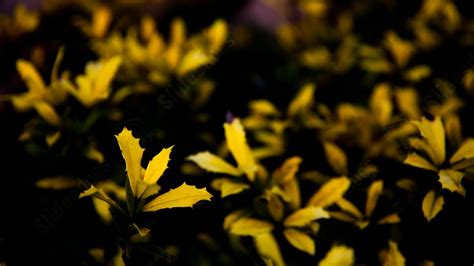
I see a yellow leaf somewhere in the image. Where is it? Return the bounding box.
[404,153,437,171]
[267,193,284,221]
[142,183,212,212]
[115,128,144,196]
[381,241,405,266]
[91,5,112,38]
[377,213,401,225]
[229,217,274,236]
[438,169,465,196]
[224,118,258,181]
[319,245,355,266]
[46,131,61,147]
[366,180,383,217]
[370,83,393,126]
[282,178,301,209]
[283,229,315,255]
[69,56,122,107]
[223,209,249,230]
[273,156,303,183]
[323,142,348,175]
[284,206,329,227]
[394,88,420,119]
[422,190,444,222]
[187,151,242,176]
[463,69,474,94]
[93,198,112,223]
[143,146,173,184]
[299,47,331,69]
[288,83,315,116]
[254,233,285,266]
[36,176,77,190]
[34,101,60,126]
[384,31,415,68]
[176,49,213,77]
[206,19,228,55]
[412,116,445,166]
[403,65,431,82]
[219,179,250,197]
[336,198,363,220]
[16,59,46,96]
[249,100,280,116]
[307,176,351,207]
[85,144,105,163]
[450,139,474,165]
[328,211,360,224]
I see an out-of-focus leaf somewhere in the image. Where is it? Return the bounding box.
[381,241,405,266]
[404,153,436,171]
[36,176,77,190]
[422,190,444,222]
[254,233,285,266]
[412,116,445,166]
[187,151,242,176]
[288,83,315,116]
[273,156,302,183]
[319,245,355,266]
[370,83,393,126]
[284,206,329,227]
[307,177,351,207]
[450,139,474,165]
[323,142,348,175]
[229,218,273,236]
[224,118,257,181]
[366,180,383,217]
[283,229,315,255]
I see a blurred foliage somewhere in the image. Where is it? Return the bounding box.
[1,0,474,265]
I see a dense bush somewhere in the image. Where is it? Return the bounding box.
[1,0,474,265]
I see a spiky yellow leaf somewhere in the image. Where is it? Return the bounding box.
[142,183,212,212]
[307,177,351,207]
[115,128,144,196]
[438,169,465,196]
[143,146,173,184]
[283,229,315,255]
